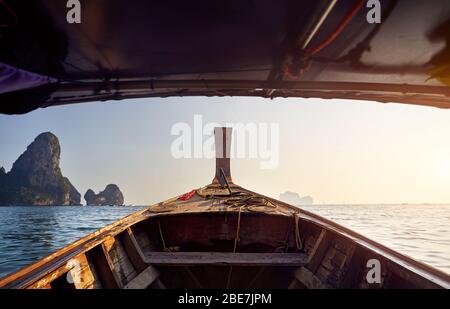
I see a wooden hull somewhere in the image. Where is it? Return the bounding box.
[0,183,448,289]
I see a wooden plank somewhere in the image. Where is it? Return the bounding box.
[88,244,120,289]
[72,265,95,289]
[29,253,102,290]
[108,238,137,283]
[339,245,366,288]
[304,236,317,253]
[294,267,332,289]
[40,283,52,289]
[120,228,147,272]
[123,266,159,289]
[71,254,101,289]
[306,229,331,273]
[143,252,308,266]
[316,265,333,281]
[321,247,347,272]
[134,230,153,254]
[27,264,72,289]
[101,239,125,288]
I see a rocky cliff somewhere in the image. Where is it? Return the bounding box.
[0,132,81,205]
[279,191,314,205]
[84,184,124,206]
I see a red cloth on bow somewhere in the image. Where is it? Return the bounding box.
[178,189,197,201]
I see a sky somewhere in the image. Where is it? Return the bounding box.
[2,96,450,205]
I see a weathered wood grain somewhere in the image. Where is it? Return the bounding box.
[120,228,147,272]
[143,252,308,266]
[123,266,159,289]
[294,267,332,289]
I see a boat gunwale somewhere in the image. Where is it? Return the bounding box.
[239,187,450,286]
[0,189,292,289]
[0,186,448,289]
[0,206,152,288]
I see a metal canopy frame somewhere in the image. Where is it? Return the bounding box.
[46,79,450,109]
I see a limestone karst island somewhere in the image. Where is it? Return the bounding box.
[0,133,124,206]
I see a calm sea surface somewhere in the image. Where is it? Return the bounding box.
[301,204,450,275]
[0,204,448,278]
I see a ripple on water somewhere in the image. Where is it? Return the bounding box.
[301,204,450,275]
[0,206,146,277]
[0,205,449,277]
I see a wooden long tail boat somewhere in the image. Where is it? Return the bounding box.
[1,0,450,290]
[0,128,448,289]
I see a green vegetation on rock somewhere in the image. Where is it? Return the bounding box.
[0,132,81,206]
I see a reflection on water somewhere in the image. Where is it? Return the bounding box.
[301,204,450,275]
[0,204,448,278]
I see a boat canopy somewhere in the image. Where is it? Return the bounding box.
[1,0,450,114]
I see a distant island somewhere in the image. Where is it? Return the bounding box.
[85,184,124,206]
[279,191,314,206]
[0,132,81,206]
[0,132,125,206]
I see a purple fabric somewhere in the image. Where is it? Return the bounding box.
[0,62,57,94]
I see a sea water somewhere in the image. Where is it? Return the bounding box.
[0,204,448,278]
